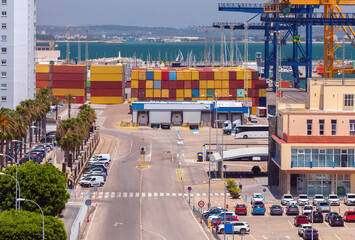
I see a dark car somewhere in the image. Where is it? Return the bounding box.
[308,211,323,223]
[46,131,56,136]
[286,205,299,215]
[40,135,55,143]
[85,165,107,172]
[19,156,40,164]
[303,229,318,240]
[203,208,226,219]
[325,212,339,222]
[270,205,283,215]
[235,204,247,215]
[329,215,344,226]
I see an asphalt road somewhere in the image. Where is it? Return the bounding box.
[84,128,209,240]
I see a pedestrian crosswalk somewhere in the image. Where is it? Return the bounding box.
[70,190,231,200]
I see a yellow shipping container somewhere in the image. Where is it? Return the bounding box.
[247,80,252,89]
[91,73,122,81]
[192,98,199,101]
[259,89,267,97]
[153,89,161,98]
[154,71,162,80]
[221,70,229,80]
[184,89,192,98]
[237,98,244,101]
[251,106,257,115]
[146,89,153,98]
[138,71,146,80]
[146,80,154,89]
[236,70,251,80]
[200,97,207,100]
[215,80,222,89]
[214,70,222,80]
[207,80,215,89]
[131,70,139,80]
[191,71,199,80]
[222,80,229,89]
[207,97,214,100]
[183,70,192,80]
[53,88,85,96]
[130,97,139,102]
[215,89,222,97]
[222,89,229,97]
[199,89,207,98]
[131,80,138,89]
[162,89,169,98]
[177,71,184,80]
[90,65,123,74]
[177,89,184,98]
[176,97,184,101]
[91,97,123,104]
[36,64,51,73]
[199,80,207,89]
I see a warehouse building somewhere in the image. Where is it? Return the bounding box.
[131,101,249,126]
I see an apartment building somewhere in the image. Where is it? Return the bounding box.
[0,0,36,109]
[268,78,355,196]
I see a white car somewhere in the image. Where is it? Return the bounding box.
[208,212,234,222]
[302,205,314,215]
[91,154,111,162]
[251,193,264,204]
[327,194,340,206]
[281,194,294,205]
[287,201,298,207]
[312,194,325,206]
[344,193,355,205]
[79,176,105,187]
[297,194,309,206]
[298,224,313,237]
[88,158,110,166]
[216,221,250,234]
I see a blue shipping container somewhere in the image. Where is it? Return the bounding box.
[153,80,161,89]
[192,89,199,98]
[259,97,266,106]
[169,71,176,81]
[146,71,154,80]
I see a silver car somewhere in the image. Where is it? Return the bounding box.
[281,194,294,205]
[316,201,331,212]
[312,194,325,206]
[297,194,309,206]
[327,194,340,206]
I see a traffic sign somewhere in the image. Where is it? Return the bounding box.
[85,199,92,206]
[198,200,205,208]
[187,186,192,191]
[263,188,267,193]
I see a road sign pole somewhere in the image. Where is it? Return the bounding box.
[188,191,190,205]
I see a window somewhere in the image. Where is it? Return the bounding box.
[350,120,355,136]
[1,83,6,89]
[1,11,6,17]
[1,47,6,53]
[344,94,354,107]
[1,96,6,101]
[307,120,312,135]
[331,120,337,136]
[1,71,6,78]
[1,23,6,29]
[1,59,5,65]
[319,120,324,135]
[1,34,6,42]
[1,0,7,4]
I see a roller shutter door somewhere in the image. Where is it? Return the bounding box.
[183,111,201,124]
[149,111,171,123]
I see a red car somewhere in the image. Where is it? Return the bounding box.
[235,204,247,215]
[294,215,309,226]
[344,211,355,222]
[213,216,238,227]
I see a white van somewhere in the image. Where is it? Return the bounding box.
[90,154,111,162]
[79,176,105,187]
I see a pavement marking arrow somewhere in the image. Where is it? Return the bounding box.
[114,222,123,227]
[117,192,121,198]
[123,192,127,198]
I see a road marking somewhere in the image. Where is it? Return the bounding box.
[160,193,164,197]
[129,192,133,197]
[98,192,103,199]
[220,193,224,196]
[178,193,182,196]
[92,192,97,198]
[111,192,115,198]
[123,192,127,198]
[166,193,170,196]
[334,234,341,240]
[202,193,206,196]
[249,234,257,240]
[113,222,123,227]
[344,223,349,229]
[287,220,294,229]
[154,192,158,197]
[262,236,268,239]
[285,236,290,240]
[196,193,200,196]
[148,192,152,197]
[117,192,121,198]
[184,193,188,197]
[190,193,194,197]
[142,193,146,197]
[172,193,176,196]
[215,193,219,196]
[136,192,140,197]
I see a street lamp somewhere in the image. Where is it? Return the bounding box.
[0,172,20,211]
[31,126,47,162]
[223,164,227,240]
[17,198,44,240]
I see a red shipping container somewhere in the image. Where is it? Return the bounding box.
[91,81,122,89]
[229,88,237,97]
[53,65,87,74]
[52,73,86,81]
[169,98,176,101]
[252,89,259,98]
[248,89,252,96]
[206,71,214,80]
[138,81,146,89]
[199,70,207,80]
[52,81,85,89]
[251,70,259,80]
[229,71,236,80]
[252,98,259,106]
[191,80,199,89]
[161,81,169,89]
[176,81,184,89]
[145,98,153,101]
[229,80,237,89]
[184,81,191,89]
[56,95,85,104]
[36,81,50,88]
[161,71,169,81]
[126,81,131,88]
[236,81,244,89]
[161,98,169,101]
[184,98,192,101]
[281,81,290,87]
[138,89,145,99]
[153,98,161,101]
[131,89,138,98]
[169,89,176,98]
[36,73,51,81]
[91,89,122,97]
[169,81,176,89]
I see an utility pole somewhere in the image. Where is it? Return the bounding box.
[230,25,235,67]
[204,29,208,66]
[276,31,283,102]
[212,28,216,67]
[65,25,71,63]
[85,28,89,65]
[220,26,224,67]
[243,23,249,107]
[77,29,81,63]
[342,39,345,85]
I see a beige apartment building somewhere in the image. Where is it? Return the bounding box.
[268,79,355,196]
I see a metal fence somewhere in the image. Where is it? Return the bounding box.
[70,190,90,240]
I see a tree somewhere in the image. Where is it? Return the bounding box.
[52,97,62,120]
[0,209,67,240]
[65,94,75,119]
[0,161,70,216]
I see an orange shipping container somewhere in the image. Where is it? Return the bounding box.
[52,88,85,96]
[131,70,139,80]
[154,71,162,80]
[215,89,222,97]
[191,71,199,80]
[53,65,86,74]
[214,70,222,80]
[199,89,207,98]
[183,70,192,80]
[207,80,214,89]
[199,80,207,89]
[91,96,123,104]
[131,80,138,89]
[162,89,169,98]
[222,89,229,97]
[146,89,153,98]
[215,80,222,89]
[154,89,161,98]
[177,89,184,98]
[36,81,50,88]
[138,71,146,80]
[221,70,229,80]
[176,71,184,80]
[184,89,192,98]
[222,80,229,89]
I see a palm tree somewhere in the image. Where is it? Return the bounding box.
[65,94,75,119]
[0,108,15,169]
[52,97,62,120]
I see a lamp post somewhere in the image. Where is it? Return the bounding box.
[223,164,227,240]
[17,198,44,240]
[0,172,20,211]
[31,126,47,162]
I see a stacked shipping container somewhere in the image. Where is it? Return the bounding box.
[36,64,52,92]
[130,67,266,115]
[90,65,125,104]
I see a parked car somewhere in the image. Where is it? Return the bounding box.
[343,211,355,222]
[40,135,55,143]
[302,205,314,215]
[287,201,298,207]
[203,207,222,218]
[316,201,331,212]
[329,215,344,226]
[297,194,309,206]
[344,193,355,205]
[90,154,111,162]
[327,194,340,206]
[281,194,294,206]
[88,158,110,166]
[308,211,323,223]
[84,165,107,172]
[302,229,318,240]
[88,162,109,168]
[252,204,265,215]
[298,224,313,237]
[203,208,226,219]
[286,205,299,215]
[235,204,247,215]
[312,194,325,206]
[46,131,56,136]
[83,169,108,176]
[325,212,339,222]
[216,221,250,234]
[81,173,107,182]
[35,145,51,152]
[79,176,105,187]
[19,156,40,164]
[269,205,283,215]
[213,216,238,227]
[208,212,235,222]
[294,215,309,227]
[251,193,264,204]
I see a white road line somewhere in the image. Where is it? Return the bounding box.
[220,193,224,196]
[190,193,194,197]
[166,193,170,196]
[92,192,97,198]
[249,234,257,240]
[111,192,115,198]
[226,193,230,196]
[129,192,133,197]
[117,192,121,198]
[285,236,290,240]
[154,193,158,197]
[98,192,103,199]
[215,193,219,196]
[344,223,349,229]
[160,193,164,197]
[178,193,182,196]
[123,192,127,198]
[136,192,140,197]
[262,236,268,239]
[142,193,146,197]
[184,193,188,197]
[196,193,200,196]
[287,220,294,229]
[148,192,152,197]
[202,193,206,196]
[105,192,109,198]
[172,193,176,196]
[334,234,341,240]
